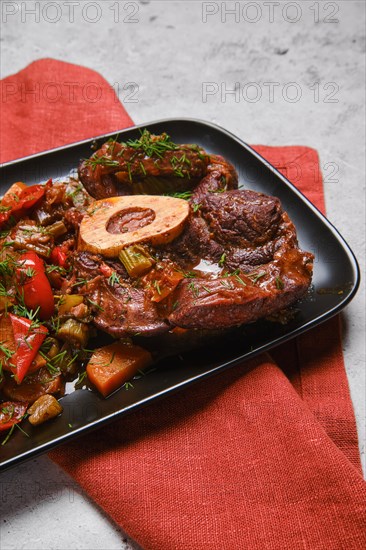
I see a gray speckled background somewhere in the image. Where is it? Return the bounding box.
[0,1,365,549]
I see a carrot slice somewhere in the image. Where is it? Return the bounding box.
[86,342,153,397]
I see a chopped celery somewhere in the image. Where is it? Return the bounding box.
[47,220,67,238]
[119,245,154,278]
[57,319,89,348]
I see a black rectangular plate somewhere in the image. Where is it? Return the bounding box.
[0,119,359,471]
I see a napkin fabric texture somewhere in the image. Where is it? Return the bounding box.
[1,59,365,550]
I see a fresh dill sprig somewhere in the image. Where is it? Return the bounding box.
[75,370,87,389]
[0,342,15,382]
[84,155,121,171]
[275,276,284,290]
[164,191,193,200]
[1,419,29,446]
[218,253,226,267]
[248,271,266,284]
[125,129,178,159]
[188,281,200,297]
[108,272,121,286]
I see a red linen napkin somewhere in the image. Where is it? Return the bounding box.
[1,59,365,550]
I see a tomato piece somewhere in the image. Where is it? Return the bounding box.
[0,183,47,228]
[100,262,114,278]
[0,401,28,431]
[143,266,184,302]
[14,185,45,212]
[0,182,27,225]
[9,314,48,384]
[0,206,12,226]
[16,251,55,320]
[1,182,27,203]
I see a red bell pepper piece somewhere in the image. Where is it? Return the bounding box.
[9,314,48,384]
[50,246,67,268]
[0,183,47,227]
[0,401,28,432]
[0,182,25,225]
[16,251,55,320]
[13,185,45,212]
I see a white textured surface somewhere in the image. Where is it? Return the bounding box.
[0,1,365,549]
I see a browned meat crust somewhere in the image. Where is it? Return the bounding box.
[79,277,169,337]
[78,137,210,199]
[168,248,313,329]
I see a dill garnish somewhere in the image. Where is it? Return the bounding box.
[275,276,284,290]
[165,191,193,200]
[248,271,266,284]
[218,253,226,267]
[188,281,200,297]
[108,272,121,286]
[125,129,178,159]
[84,155,120,171]
[233,273,246,286]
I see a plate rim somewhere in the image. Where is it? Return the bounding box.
[1,116,359,284]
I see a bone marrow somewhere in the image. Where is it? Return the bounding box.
[79,195,190,257]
